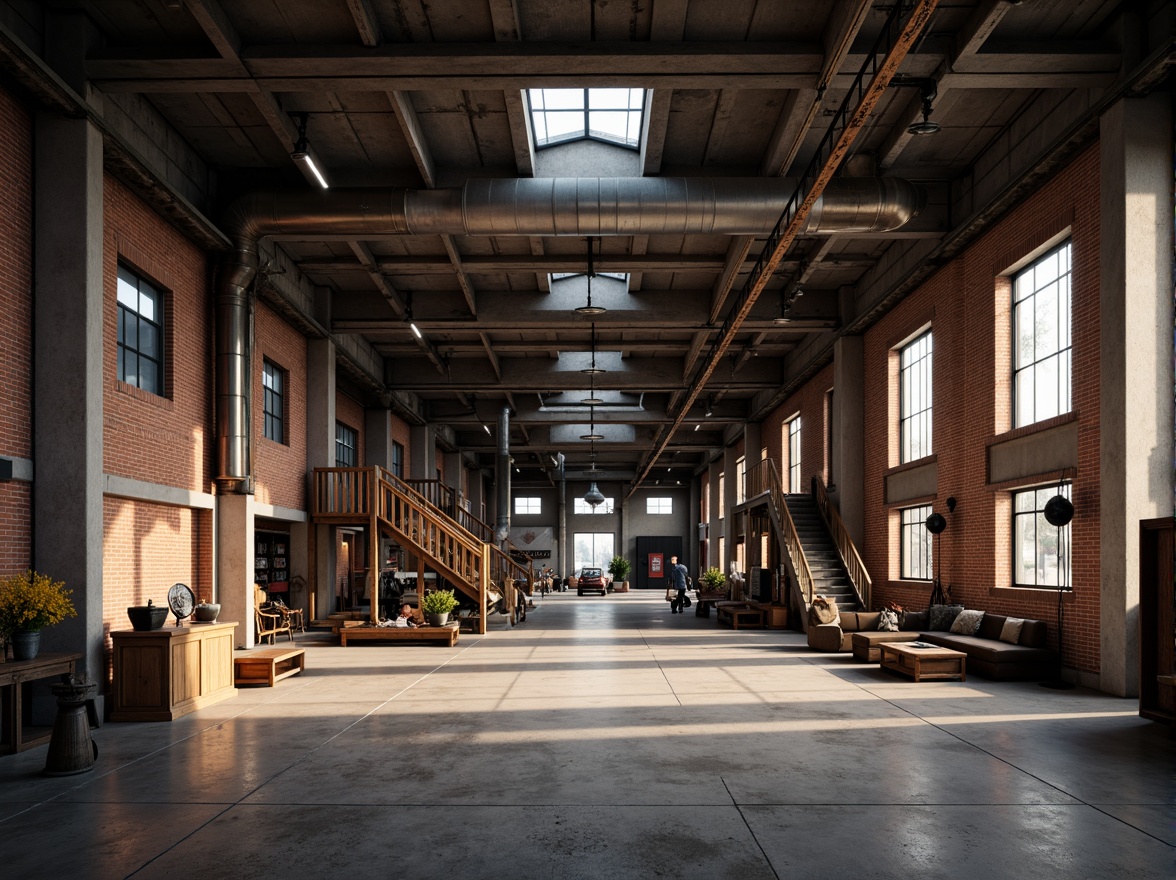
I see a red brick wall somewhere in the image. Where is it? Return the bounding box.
[764,362,835,491]
[335,390,365,465]
[101,496,211,684]
[253,301,307,510]
[103,175,213,492]
[852,145,1102,673]
[390,413,411,476]
[0,84,33,575]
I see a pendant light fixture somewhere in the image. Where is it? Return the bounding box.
[290,113,330,188]
[581,322,606,375]
[574,237,607,315]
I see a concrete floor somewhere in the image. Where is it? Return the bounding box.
[1,591,1173,879]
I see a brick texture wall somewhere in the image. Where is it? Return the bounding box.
[390,413,411,476]
[858,145,1099,673]
[0,83,33,575]
[253,301,307,510]
[335,390,365,465]
[103,175,213,492]
[101,496,211,684]
[763,362,835,491]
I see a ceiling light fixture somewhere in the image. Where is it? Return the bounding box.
[581,322,606,375]
[574,237,607,315]
[406,292,423,339]
[705,397,714,418]
[290,113,329,188]
[906,80,941,136]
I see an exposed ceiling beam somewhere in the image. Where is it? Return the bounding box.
[296,253,864,274]
[184,0,242,61]
[345,0,382,47]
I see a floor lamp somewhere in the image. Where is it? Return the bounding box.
[1040,480,1075,690]
[925,510,948,607]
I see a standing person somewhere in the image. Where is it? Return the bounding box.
[668,555,689,613]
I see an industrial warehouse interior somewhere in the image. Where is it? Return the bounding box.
[0,1,1172,877]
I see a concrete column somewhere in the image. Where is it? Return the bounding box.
[723,444,739,573]
[467,465,486,523]
[708,458,722,569]
[688,478,701,575]
[410,425,436,479]
[443,451,462,496]
[307,338,337,620]
[215,494,255,648]
[32,114,105,687]
[1098,93,1174,697]
[833,335,866,548]
[364,408,392,470]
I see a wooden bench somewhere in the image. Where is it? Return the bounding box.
[234,647,306,687]
[716,602,765,630]
[339,623,460,647]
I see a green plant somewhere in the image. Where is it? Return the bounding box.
[420,589,459,615]
[607,555,632,583]
[0,569,77,634]
[698,567,726,592]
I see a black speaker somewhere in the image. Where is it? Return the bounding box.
[749,568,772,603]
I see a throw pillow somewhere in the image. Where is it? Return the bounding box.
[809,595,840,626]
[999,617,1026,644]
[949,609,985,635]
[929,603,965,631]
[877,609,899,632]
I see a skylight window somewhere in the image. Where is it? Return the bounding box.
[551,272,628,283]
[528,88,645,150]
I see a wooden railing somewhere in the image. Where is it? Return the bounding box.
[812,476,872,611]
[748,458,817,607]
[311,466,536,625]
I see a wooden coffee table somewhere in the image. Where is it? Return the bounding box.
[880,642,966,682]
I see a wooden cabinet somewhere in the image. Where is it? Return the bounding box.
[110,622,237,722]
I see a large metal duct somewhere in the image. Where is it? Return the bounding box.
[215,176,924,485]
[494,406,511,547]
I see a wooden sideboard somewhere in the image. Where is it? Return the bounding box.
[111,622,238,722]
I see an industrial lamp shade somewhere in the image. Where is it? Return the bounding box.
[925,512,947,534]
[584,482,605,507]
[1043,494,1074,527]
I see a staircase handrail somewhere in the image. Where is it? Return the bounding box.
[755,458,817,606]
[811,475,872,610]
[374,469,485,592]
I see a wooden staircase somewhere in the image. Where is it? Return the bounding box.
[744,461,871,631]
[312,467,534,634]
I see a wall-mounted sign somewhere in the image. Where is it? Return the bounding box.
[648,552,664,578]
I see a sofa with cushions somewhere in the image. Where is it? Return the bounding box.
[807,601,1058,681]
[807,609,925,654]
[917,606,1058,681]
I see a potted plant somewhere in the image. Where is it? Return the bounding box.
[607,556,632,593]
[697,567,727,597]
[420,588,459,626]
[0,569,77,661]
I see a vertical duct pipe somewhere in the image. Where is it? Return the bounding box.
[214,243,257,490]
[494,406,511,546]
[556,453,567,577]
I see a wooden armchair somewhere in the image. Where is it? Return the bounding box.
[269,596,305,633]
[254,585,294,645]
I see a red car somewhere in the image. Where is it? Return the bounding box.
[576,567,608,596]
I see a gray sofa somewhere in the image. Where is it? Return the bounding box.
[809,607,1058,681]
